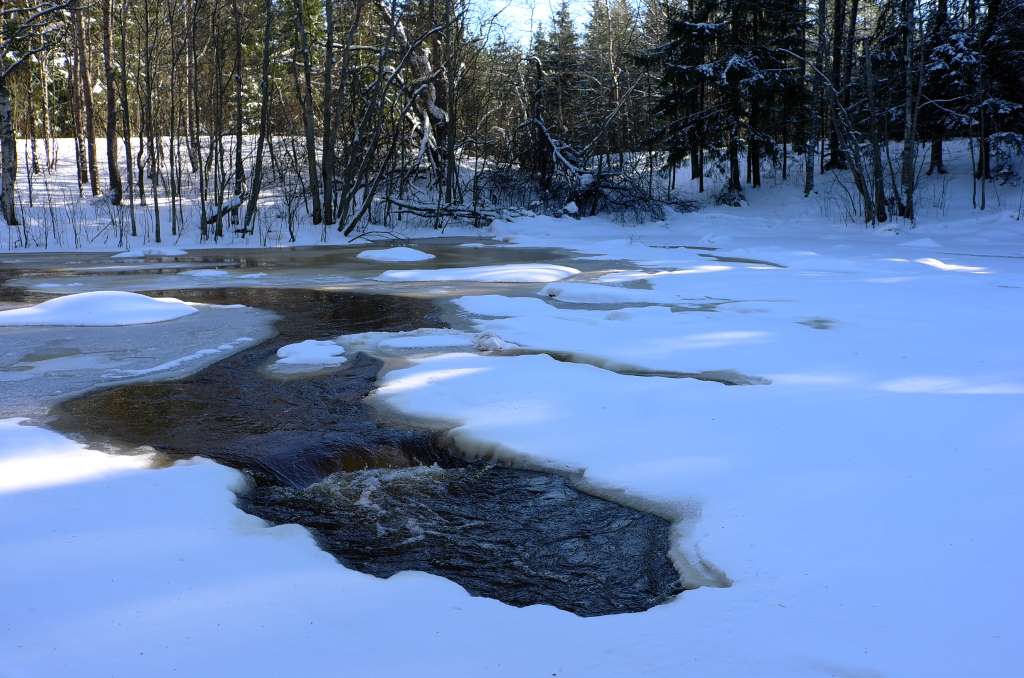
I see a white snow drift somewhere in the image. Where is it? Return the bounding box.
[0,291,197,326]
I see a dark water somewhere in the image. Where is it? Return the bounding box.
[52,287,682,616]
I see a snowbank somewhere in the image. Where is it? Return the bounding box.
[357,246,436,262]
[375,263,580,283]
[0,291,197,326]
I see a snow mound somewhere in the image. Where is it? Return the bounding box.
[274,340,347,367]
[0,291,197,326]
[111,246,187,259]
[376,264,580,283]
[357,246,435,262]
[474,331,518,352]
[179,268,231,278]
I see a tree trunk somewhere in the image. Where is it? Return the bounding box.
[143,0,161,242]
[244,0,274,232]
[0,85,18,226]
[41,51,54,170]
[102,0,123,204]
[68,34,88,192]
[864,43,887,223]
[293,0,323,225]
[826,0,847,169]
[118,0,137,236]
[927,0,947,175]
[73,7,101,195]
[899,0,917,220]
[805,0,826,195]
[321,0,336,225]
[231,0,244,226]
[188,1,208,239]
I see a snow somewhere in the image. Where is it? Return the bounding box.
[111,246,187,259]
[356,246,436,262]
[375,263,580,283]
[274,339,347,367]
[0,291,197,326]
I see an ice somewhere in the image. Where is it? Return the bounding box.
[0,291,197,326]
[105,337,256,378]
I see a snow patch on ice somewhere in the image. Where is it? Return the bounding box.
[879,376,1024,395]
[0,291,197,326]
[375,263,580,283]
[357,246,435,262]
[179,268,231,278]
[914,257,988,273]
[598,265,731,283]
[274,340,347,368]
[111,246,187,258]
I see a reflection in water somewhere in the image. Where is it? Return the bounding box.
[53,287,682,616]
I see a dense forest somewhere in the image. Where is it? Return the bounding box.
[0,0,1021,244]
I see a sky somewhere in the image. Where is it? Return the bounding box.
[488,0,592,44]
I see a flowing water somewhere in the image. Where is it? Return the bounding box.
[51,286,683,616]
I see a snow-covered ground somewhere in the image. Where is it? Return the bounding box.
[1,141,1023,676]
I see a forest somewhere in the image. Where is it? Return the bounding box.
[0,0,1020,246]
